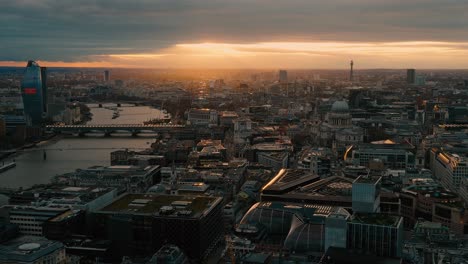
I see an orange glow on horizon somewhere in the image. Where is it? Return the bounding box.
[0,60,126,68]
[2,41,468,69]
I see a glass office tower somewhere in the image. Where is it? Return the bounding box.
[21,61,47,125]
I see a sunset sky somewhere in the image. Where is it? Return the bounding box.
[1,0,468,69]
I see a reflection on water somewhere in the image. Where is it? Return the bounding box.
[0,104,162,188]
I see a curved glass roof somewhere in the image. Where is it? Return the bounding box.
[284,217,325,253]
[239,202,298,235]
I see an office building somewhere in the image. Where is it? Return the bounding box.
[352,176,381,213]
[350,140,416,169]
[399,182,459,229]
[8,185,117,211]
[261,169,320,197]
[406,69,416,84]
[349,60,354,82]
[257,152,288,172]
[147,244,188,264]
[324,209,351,251]
[0,236,66,264]
[67,165,161,193]
[261,175,353,207]
[429,148,468,192]
[186,108,218,126]
[431,202,468,236]
[40,67,47,113]
[5,185,116,239]
[104,70,110,82]
[279,70,288,95]
[279,70,287,83]
[321,247,402,264]
[94,193,224,262]
[297,150,331,177]
[347,213,403,257]
[21,61,47,125]
[1,206,70,236]
[237,201,341,254]
[415,75,425,86]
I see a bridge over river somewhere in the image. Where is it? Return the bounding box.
[46,124,186,136]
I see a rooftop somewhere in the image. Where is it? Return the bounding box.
[0,236,63,262]
[48,209,80,222]
[256,202,337,218]
[73,165,160,178]
[402,184,457,199]
[294,176,354,197]
[323,247,401,264]
[351,213,402,227]
[261,169,319,194]
[149,244,187,263]
[10,185,115,206]
[99,193,221,218]
[354,176,381,185]
[358,141,415,150]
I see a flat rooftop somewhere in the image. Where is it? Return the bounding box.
[10,185,115,205]
[354,176,381,185]
[74,165,160,177]
[293,176,354,197]
[402,184,457,199]
[99,193,221,218]
[351,213,402,227]
[0,236,63,262]
[252,201,341,221]
[261,169,319,194]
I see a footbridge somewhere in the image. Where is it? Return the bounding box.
[46,124,186,136]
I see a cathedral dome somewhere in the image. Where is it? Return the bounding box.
[331,100,349,113]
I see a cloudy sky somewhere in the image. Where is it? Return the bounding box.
[1,0,468,68]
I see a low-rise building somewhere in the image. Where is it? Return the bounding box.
[350,140,416,169]
[187,108,218,126]
[0,236,66,264]
[347,213,403,257]
[1,206,70,236]
[257,152,288,172]
[66,165,161,193]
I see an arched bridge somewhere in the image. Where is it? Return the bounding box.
[46,124,186,136]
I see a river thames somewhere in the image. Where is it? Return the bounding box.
[0,103,164,189]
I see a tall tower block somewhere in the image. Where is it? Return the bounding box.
[21,60,46,126]
[350,60,354,82]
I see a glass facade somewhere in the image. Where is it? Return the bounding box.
[21,61,47,125]
[352,177,381,213]
[347,220,403,257]
[284,217,325,253]
[239,203,296,235]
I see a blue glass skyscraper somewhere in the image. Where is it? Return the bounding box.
[21,61,47,125]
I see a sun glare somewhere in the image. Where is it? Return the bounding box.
[3,41,468,68]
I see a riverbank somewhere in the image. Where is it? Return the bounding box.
[0,104,164,189]
[0,133,62,162]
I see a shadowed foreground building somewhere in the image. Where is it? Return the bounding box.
[0,236,66,264]
[93,193,224,262]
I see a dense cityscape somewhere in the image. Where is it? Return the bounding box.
[0,62,467,264]
[2,1,468,264]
